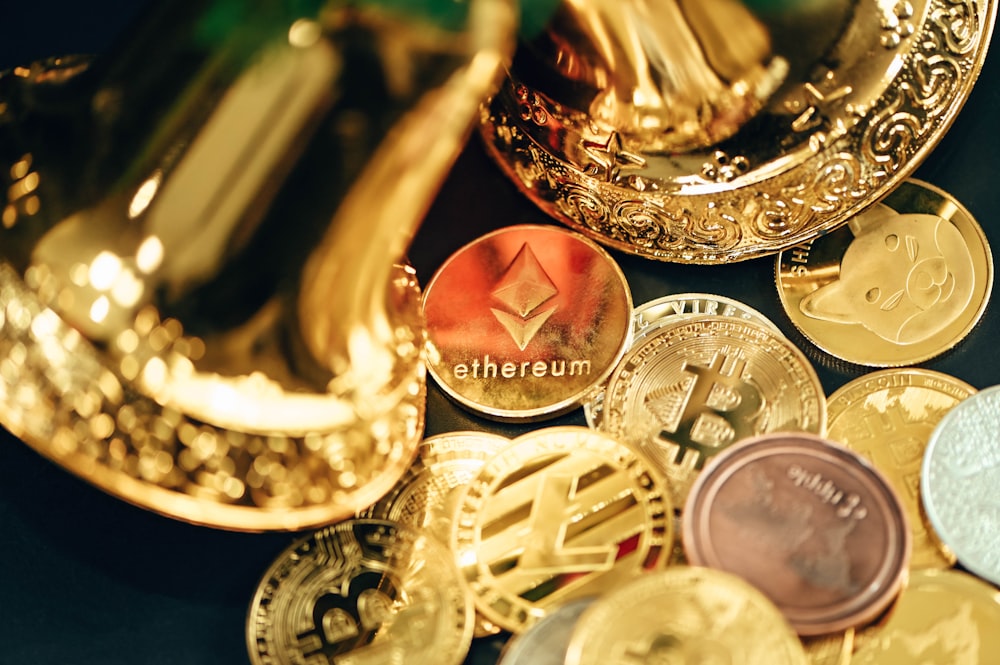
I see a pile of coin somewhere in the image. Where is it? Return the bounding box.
[245,179,1000,664]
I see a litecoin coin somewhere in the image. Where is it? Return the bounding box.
[599,315,825,507]
[451,426,671,634]
[922,384,1000,586]
[564,566,807,665]
[683,433,911,636]
[423,224,632,421]
[247,519,474,665]
[827,368,973,570]
[777,179,992,367]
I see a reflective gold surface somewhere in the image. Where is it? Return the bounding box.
[852,569,1000,664]
[599,315,826,507]
[450,426,671,634]
[0,1,517,530]
[776,179,993,367]
[564,566,808,665]
[481,0,997,262]
[826,367,972,570]
[247,519,474,665]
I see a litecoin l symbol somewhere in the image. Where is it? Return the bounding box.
[518,472,617,574]
[645,352,764,469]
[490,242,558,350]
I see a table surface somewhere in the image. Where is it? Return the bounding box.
[2,5,999,665]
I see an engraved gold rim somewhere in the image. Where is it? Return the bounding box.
[480,1,997,263]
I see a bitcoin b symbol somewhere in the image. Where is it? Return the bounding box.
[644,352,764,469]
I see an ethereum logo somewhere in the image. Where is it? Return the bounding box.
[490,243,558,350]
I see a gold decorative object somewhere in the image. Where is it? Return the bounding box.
[480,0,997,263]
[0,0,516,531]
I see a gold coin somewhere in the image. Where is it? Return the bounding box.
[599,315,826,507]
[583,292,782,429]
[247,518,474,665]
[362,430,512,638]
[826,368,973,570]
[564,566,808,665]
[451,426,671,634]
[776,178,993,367]
[803,629,854,665]
[422,224,632,421]
[852,568,1000,664]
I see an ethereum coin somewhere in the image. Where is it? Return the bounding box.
[564,566,807,665]
[921,384,1000,586]
[247,519,474,665]
[682,433,911,636]
[451,426,671,634]
[852,569,1000,665]
[422,224,632,421]
[599,315,825,507]
[826,368,973,570]
[583,292,782,429]
[776,179,992,367]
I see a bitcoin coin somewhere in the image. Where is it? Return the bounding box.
[451,426,671,634]
[776,179,993,367]
[422,224,632,421]
[583,292,782,428]
[921,385,1000,586]
[564,566,808,665]
[497,597,594,665]
[852,569,1000,664]
[827,368,973,570]
[599,315,825,507]
[247,519,473,665]
[683,432,911,636]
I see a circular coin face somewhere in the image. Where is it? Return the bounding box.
[921,384,1000,586]
[852,569,1000,664]
[583,292,782,428]
[423,224,632,421]
[776,179,993,367]
[497,597,594,665]
[564,566,807,665]
[682,433,911,636]
[247,519,474,665]
[451,426,671,633]
[599,315,825,507]
[827,368,974,570]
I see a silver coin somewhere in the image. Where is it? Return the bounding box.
[497,597,595,665]
[921,385,1000,585]
[583,293,781,428]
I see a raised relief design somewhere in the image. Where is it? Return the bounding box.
[620,634,733,664]
[800,211,974,344]
[490,243,558,351]
[866,601,980,663]
[644,352,764,469]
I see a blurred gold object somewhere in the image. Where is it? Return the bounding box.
[0,0,516,530]
[480,0,996,263]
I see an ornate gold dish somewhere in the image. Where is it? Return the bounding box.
[480,0,997,263]
[0,0,515,531]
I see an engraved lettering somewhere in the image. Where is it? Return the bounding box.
[453,364,468,379]
[532,361,547,377]
[787,464,868,520]
[502,362,516,378]
[452,355,591,379]
[790,243,812,264]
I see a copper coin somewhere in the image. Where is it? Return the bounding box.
[422,224,632,421]
[682,432,911,636]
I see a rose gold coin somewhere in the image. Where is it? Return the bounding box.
[682,432,911,636]
[422,224,632,421]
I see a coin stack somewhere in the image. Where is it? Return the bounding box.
[245,178,1000,664]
